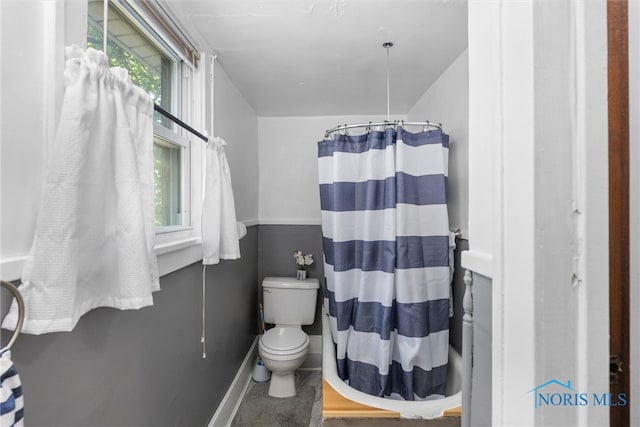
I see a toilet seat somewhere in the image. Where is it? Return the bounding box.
[260,327,309,357]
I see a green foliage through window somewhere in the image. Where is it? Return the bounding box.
[153,137,182,227]
[87,18,162,103]
[87,3,185,228]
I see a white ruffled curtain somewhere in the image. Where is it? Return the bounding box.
[201,137,241,265]
[2,46,159,334]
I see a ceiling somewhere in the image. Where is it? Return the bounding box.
[169,0,468,117]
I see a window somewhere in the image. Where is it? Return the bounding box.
[152,126,190,230]
[153,137,181,226]
[87,0,189,229]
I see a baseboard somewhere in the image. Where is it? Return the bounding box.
[207,337,258,427]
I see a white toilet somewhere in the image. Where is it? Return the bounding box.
[258,276,319,398]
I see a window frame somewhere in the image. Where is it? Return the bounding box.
[153,123,191,233]
[88,0,206,275]
[0,1,207,282]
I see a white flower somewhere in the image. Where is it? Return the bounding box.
[293,250,314,269]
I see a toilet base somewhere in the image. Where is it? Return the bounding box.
[267,371,296,398]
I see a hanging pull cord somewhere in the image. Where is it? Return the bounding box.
[201,264,207,359]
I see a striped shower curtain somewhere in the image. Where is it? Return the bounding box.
[318,127,450,400]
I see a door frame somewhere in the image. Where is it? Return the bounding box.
[628,0,639,424]
[607,1,630,426]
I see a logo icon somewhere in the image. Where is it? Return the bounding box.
[528,379,580,408]
[528,379,627,408]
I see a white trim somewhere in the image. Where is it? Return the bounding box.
[109,0,184,65]
[467,2,610,425]
[42,0,64,169]
[207,337,258,427]
[0,256,27,282]
[0,239,204,281]
[1,225,257,280]
[153,122,190,148]
[0,0,2,281]
[258,218,322,226]
[241,219,259,227]
[496,3,536,425]
[156,240,202,277]
[155,237,201,255]
[118,0,199,66]
[460,250,493,279]
[573,2,610,425]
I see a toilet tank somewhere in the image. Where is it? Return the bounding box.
[262,277,319,325]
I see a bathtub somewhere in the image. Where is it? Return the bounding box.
[321,307,462,419]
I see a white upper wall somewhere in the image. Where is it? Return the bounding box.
[1,1,67,278]
[257,50,469,230]
[407,49,469,236]
[211,61,259,224]
[257,114,404,225]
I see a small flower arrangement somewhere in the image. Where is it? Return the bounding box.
[294,250,313,280]
[293,250,314,270]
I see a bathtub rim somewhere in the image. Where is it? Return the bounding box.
[321,308,462,419]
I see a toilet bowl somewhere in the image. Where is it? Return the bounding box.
[259,326,309,398]
[258,277,319,398]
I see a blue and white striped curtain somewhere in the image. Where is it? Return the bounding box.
[0,349,24,426]
[318,127,450,400]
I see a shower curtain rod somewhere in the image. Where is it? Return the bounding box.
[324,121,443,139]
[154,104,209,142]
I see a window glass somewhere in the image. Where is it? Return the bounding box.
[153,136,182,226]
[87,0,173,127]
[87,0,188,229]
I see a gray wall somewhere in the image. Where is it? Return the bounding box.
[257,224,467,350]
[407,49,469,236]
[450,239,469,355]
[257,225,325,336]
[0,224,468,426]
[0,226,259,427]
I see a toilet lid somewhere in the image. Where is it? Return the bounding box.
[261,327,308,353]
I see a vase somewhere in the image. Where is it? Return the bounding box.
[296,269,307,280]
